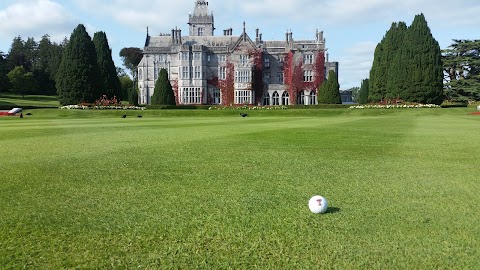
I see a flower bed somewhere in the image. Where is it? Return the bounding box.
[60,104,145,110]
[349,104,441,109]
[208,105,288,110]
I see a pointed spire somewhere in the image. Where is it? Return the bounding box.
[243,21,246,41]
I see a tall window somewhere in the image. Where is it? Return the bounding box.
[235,90,252,104]
[194,52,201,61]
[219,66,226,80]
[181,87,202,104]
[211,88,221,104]
[277,72,284,83]
[180,52,189,61]
[282,91,290,105]
[264,58,270,68]
[194,66,202,79]
[298,90,306,105]
[219,55,226,62]
[304,70,313,82]
[181,66,189,79]
[272,91,280,105]
[263,92,271,106]
[263,72,271,81]
[304,54,313,64]
[198,28,204,36]
[139,69,143,80]
[309,90,317,105]
[240,55,248,66]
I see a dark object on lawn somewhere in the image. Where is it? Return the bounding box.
[122,115,127,118]
[239,113,249,117]
[26,113,32,116]
[20,113,23,118]
[137,115,143,118]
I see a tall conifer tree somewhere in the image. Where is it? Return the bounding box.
[318,70,341,104]
[56,24,102,105]
[358,78,369,104]
[151,69,176,105]
[93,31,122,100]
[369,15,443,104]
[403,14,443,104]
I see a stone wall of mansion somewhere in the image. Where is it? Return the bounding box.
[137,1,339,106]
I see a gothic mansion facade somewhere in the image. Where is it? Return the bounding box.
[137,1,338,106]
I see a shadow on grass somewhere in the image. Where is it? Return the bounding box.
[325,207,341,214]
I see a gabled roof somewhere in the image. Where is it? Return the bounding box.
[230,32,257,51]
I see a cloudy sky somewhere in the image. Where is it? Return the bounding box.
[0,0,478,89]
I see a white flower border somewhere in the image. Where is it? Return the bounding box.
[60,105,146,110]
[349,104,440,109]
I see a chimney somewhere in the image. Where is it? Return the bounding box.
[286,32,289,43]
[259,33,262,43]
[289,32,293,42]
[179,29,182,43]
[172,29,175,42]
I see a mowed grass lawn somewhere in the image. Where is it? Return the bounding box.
[0,108,479,269]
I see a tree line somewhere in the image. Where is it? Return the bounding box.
[0,25,142,105]
[355,14,479,104]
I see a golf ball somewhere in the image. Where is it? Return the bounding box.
[308,195,328,214]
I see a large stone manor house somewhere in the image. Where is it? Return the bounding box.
[137,1,338,106]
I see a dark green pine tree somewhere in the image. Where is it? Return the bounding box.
[151,68,176,105]
[369,41,385,102]
[93,31,122,100]
[358,78,369,104]
[318,70,341,104]
[56,24,103,105]
[403,14,443,104]
[0,52,10,92]
[385,22,408,100]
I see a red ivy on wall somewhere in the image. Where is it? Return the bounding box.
[207,60,234,106]
[313,51,325,90]
[284,51,303,105]
[248,49,264,104]
[171,78,179,105]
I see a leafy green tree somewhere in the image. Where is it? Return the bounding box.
[443,39,480,101]
[358,78,369,104]
[7,66,38,97]
[119,47,143,78]
[93,31,122,100]
[151,68,176,105]
[318,70,341,104]
[56,24,103,105]
[119,75,139,105]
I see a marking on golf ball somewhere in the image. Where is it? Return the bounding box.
[309,195,328,214]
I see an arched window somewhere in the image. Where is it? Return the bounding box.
[211,88,221,104]
[282,91,290,105]
[263,92,271,106]
[309,90,317,105]
[272,91,280,106]
[139,69,143,80]
[298,91,306,105]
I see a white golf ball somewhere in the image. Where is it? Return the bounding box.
[308,195,328,214]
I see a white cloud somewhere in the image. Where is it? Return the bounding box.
[338,41,377,89]
[0,0,77,43]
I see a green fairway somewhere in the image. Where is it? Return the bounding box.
[1,108,479,269]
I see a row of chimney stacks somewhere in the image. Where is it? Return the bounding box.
[171,28,182,44]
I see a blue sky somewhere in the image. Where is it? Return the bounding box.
[1,0,479,89]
